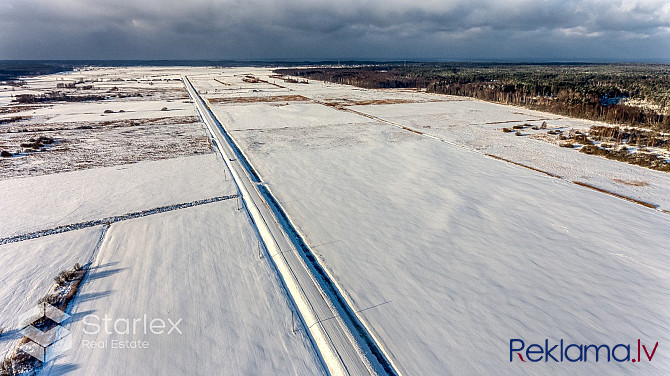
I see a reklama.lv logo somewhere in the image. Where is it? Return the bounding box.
[510,339,658,363]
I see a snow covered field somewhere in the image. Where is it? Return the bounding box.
[205,68,670,212]
[0,67,212,179]
[0,227,105,358]
[350,100,670,211]
[0,154,234,238]
[201,68,670,375]
[2,66,669,375]
[0,67,326,375]
[44,200,325,376]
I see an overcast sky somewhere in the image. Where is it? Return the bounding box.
[1,0,669,61]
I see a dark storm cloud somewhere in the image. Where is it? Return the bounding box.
[0,0,668,60]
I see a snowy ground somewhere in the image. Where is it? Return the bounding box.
[2,66,669,375]
[0,67,213,179]
[0,154,234,239]
[0,227,105,358]
[43,200,325,376]
[204,68,670,212]
[238,132,670,375]
[350,100,670,211]
[0,67,327,375]
[0,117,211,179]
[201,67,670,375]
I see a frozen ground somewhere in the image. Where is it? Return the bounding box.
[44,200,325,376]
[19,100,196,124]
[0,227,105,359]
[349,100,670,211]
[200,67,670,375]
[0,154,234,239]
[202,68,670,212]
[1,67,329,375]
[3,66,669,375]
[0,116,210,179]
[239,132,670,375]
[0,67,213,179]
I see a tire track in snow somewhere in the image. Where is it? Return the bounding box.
[0,194,238,245]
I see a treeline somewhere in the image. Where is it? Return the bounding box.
[0,61,74,81]
[280,68,434,89]
[428,81,669,129]
[276,64,670,130]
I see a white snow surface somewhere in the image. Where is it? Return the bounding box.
[2,67,669,375]
[212,102,370,131]
[203,68,670,375]
[0,227,104,358]
[44,201,325,376]
[0,154,235,238]
[20,100,195,124]
[246,133,670,375]
[349,100,670,211]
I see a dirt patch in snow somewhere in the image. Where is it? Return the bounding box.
[208,95,310,104]
[322,98,432,108]
[573,181,657,208]
[613,178,649,186]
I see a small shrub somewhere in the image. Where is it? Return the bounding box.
[161,107,169,111]
[515,131,522,136]
[574,134,592,144]
[19,136,54,151]
[1,357,13,375]
[580,145,602,155]
[104,109,114,114]
[502,128,513,132]
[20,142,42,148]
[559,142,574,148]
[0,150,11,158]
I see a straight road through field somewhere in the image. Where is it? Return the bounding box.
[183,76,397,376]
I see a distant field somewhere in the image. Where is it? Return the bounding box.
[277,64,670,173]
[277,63,670,129]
